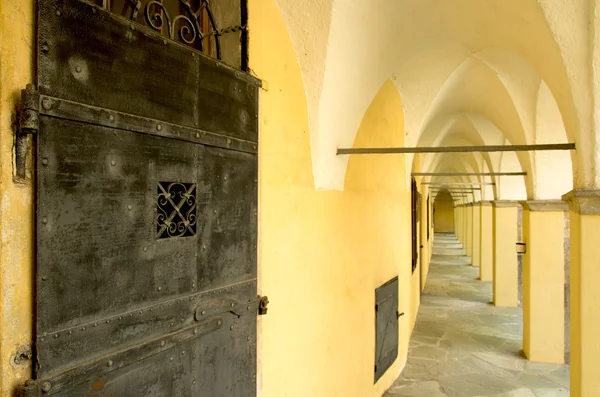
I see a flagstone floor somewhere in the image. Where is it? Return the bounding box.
[384,233,569,397]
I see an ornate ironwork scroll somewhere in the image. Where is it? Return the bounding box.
[157,182,197,239]
[96,0,247,67]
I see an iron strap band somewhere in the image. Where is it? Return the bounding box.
[25,317,224,396]
[37,278,258,338]
[38,95,259,153]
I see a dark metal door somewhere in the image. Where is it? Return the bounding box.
[374,277,399,383]
[411,178,419,273]
[26,0,262,395]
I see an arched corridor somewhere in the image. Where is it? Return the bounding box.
[0,0,599,396]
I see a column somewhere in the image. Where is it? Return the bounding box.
[480,201,493,281]
[521,200,567,364]
[563,190,600,397]
[492,201,520,307]
[455,205,461,241]
[466,203,473,258]
[472,202,481,267]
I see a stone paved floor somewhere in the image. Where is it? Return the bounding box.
[384,233,569,397]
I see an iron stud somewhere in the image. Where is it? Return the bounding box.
[41,276,47,281]
[75,66,82,73]
[41,44,50,53]
[111,160,116,166]
[157,286,161,291]
[108,114,114,121]
[107,360,114,367]
[193,329,198,334]
[42,217,47,224]
[201,310,205,315]
[42,98,53,110]
[156,124,162,131]
[217,320,222,326]
[92,8,97,13]
[41,381,52,393]
[230,303,235,308]
[127,205,132,210]
[42,158,49,165]
[195,132,200,138]
[56,10,61,16]
[160,340,165,347]
[230,325,234,330]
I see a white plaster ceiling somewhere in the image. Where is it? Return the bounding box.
[274,0,592,196]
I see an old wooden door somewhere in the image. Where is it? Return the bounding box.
[25,0,262,395]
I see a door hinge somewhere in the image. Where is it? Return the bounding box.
[15,84,39,183]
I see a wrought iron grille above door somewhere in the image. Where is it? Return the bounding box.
[90,0,249,70]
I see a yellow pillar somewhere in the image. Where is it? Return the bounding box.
[466,203,473,258]
[521,201,566,364]
[460,204,467,244]
[492,201,520,307]
[472,202,481,267]
[480,201,493,281]
[563,190,600,397]
[462,205,467,245]
[420,189,430,291]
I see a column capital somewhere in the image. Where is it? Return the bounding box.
[491,200,521,208]
[520,200,568,212]
[562,189,600,215]
[480,200,493,207]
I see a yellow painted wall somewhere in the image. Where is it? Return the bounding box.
[434,193,454,233]
[0,0,35,394]
[250,2,417,396]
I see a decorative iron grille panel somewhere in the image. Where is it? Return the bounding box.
[91,0,248,69]
[157,182,197,238]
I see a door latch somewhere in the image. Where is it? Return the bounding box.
[258,296,269,315]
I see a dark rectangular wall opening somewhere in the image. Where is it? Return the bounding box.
[374,276,399,383]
